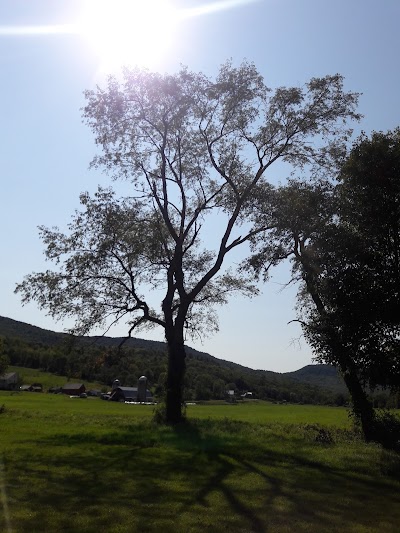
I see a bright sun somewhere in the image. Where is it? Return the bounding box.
[78,0,178,70]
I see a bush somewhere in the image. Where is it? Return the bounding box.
[315,427,334,444]
[303,424,334,444]
[152,403,167,425]
[152,402,187,425]
[371,410,400,451]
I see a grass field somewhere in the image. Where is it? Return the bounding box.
[188,401,351,426]
[1,391,400,532]
[8,365,105,391]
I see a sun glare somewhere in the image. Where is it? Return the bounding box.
[78,0,178,70]
[0,0,260,71]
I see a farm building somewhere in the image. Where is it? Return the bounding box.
[20,383,43,392]
[0,372,19,390]
[109,386,154,402]
[109,376,154,402]
[62,383,86,396]
[87,389,101,397]
[48,386,62,394]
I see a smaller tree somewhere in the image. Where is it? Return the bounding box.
[194,373,213,401]
[248,130,400,440]
[212,378,226,400]
[0,338,9,376]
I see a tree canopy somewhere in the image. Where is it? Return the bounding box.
[299,131,400,392]
[16,62,360,423]
[249,129,400,440]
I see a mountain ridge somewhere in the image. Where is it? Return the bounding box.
[0,315,347,395]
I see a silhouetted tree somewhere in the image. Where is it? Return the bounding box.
[16,63,360,423]
[249,130,400,440]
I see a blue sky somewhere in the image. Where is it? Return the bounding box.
[1,0,399,372]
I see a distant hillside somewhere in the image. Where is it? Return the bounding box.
[285,365,347,394]
[0,315,66,346]
[0,315,281,377]
[0,315,214,359]
[0,315,346,402]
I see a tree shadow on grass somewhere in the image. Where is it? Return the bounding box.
[4,419,400,532]
[170,420,400,531]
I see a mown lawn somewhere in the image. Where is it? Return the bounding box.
[187,401,351,427]
[0,392,400,532]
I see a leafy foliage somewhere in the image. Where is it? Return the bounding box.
[248,129,400,441]
[295,131,400,391]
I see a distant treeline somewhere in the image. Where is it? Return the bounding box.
[1,314,398,407]
[0,332,354,405]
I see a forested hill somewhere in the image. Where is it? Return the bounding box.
[0,315,249,368]
[0,315,66,346]
[0,315,217,359]
[0,315,347,403]
[286,365,347,394]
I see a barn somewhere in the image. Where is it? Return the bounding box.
[62,383,86,396]
[0,372,19,390]
[109,386,154,403]
[20,383,43,393]
[109,376,154,403]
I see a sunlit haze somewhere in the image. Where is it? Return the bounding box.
[0,1,261,71]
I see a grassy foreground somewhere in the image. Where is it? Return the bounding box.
[1,393,400,532]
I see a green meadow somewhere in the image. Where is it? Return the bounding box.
[8,365,105,391]
[1,392,400,532]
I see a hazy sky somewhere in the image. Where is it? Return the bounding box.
[1,0,399,372]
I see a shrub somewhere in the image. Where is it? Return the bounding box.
[371,410,400,451]
[315,427,334,444]
[152,403,167,425]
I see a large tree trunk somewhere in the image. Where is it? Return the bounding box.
[327,336,376,440]
[299,260,376,441]
[165,326,186,425]
[340,364,375,441]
